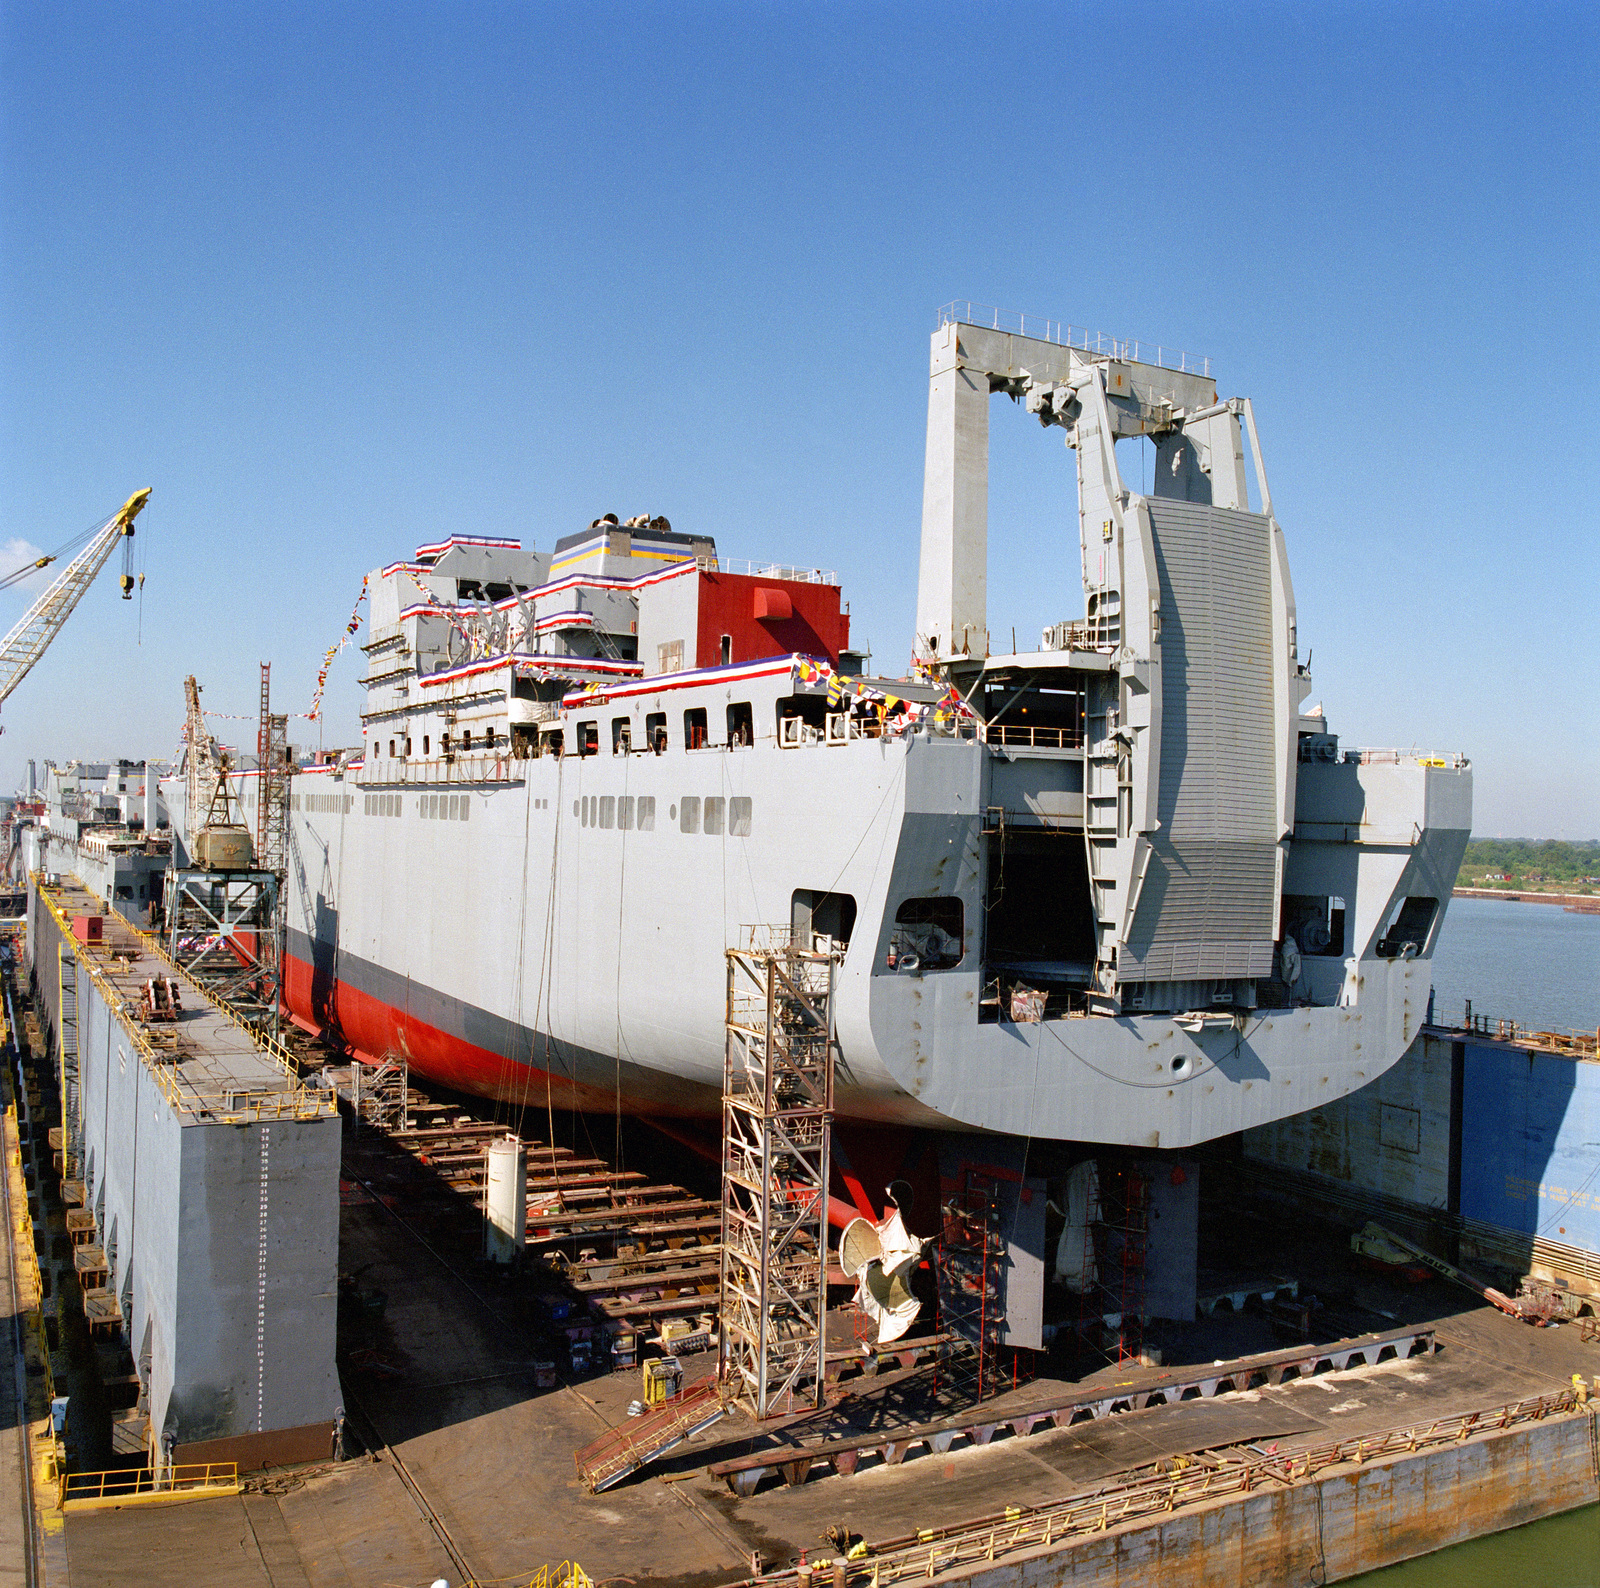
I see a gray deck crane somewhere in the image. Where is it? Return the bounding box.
[0,488,149,714]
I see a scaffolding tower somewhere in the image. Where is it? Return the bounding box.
[719,928,837,1420]
[936,1169,1005,1401]
[255,663,291,881]
[1075,1160,1150,1365]
[253,662,291,1032]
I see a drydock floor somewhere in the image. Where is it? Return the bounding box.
[45,1117,1599,1588]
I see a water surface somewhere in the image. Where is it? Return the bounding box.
[1426,895,1599,1033]
[1346,1501,1598,1587]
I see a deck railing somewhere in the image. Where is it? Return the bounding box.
[937,302,1212,378]
[32,880,334,1124]
[979,723,1083,751]
[696,555,839,586]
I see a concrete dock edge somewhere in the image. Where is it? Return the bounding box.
[923,1407,1600,1587]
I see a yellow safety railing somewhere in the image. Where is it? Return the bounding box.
[31,879,333,1125]
[60,1461,240,1511]
[121,915,307,1080]
[531,1564,593,1588]
[5,1105,54,1406]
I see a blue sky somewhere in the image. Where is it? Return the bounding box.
[1,1,1595,835]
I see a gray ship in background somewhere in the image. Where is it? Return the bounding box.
[167,307,1471,1151]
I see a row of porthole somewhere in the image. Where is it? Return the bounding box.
[361,791,471,820]
[572,794,754,836]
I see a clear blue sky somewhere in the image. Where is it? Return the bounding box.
[2,1,1595,836]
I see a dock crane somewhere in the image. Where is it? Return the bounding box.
[0,488,149,716]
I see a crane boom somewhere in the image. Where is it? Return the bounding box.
[0,488,150,706]
[184,673,219,823]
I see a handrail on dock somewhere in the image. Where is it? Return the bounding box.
[30,877,335,1123]
[61,1461,240,1511]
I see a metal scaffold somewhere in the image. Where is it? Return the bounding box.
[936,1169,1008,1402]
[255,663,291,883]
[253,662,291,1026]
[719,928,838,1420]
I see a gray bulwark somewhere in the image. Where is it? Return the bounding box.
[1122,498,1280,982]
[26,875,340,1471]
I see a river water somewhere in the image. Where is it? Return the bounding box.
[1344,893,1599,1585]
[1426,894,1600,1034]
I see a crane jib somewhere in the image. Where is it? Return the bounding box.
[0,487,152,710]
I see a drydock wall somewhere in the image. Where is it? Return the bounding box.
[936,1410,1600,1587]
[28,883,341,1468]
[1243,1030,1600,1300]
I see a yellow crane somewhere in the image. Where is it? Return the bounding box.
[0,489,149,712]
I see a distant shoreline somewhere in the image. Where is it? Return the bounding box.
[1452,887,1599,910]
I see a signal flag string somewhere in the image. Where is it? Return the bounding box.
[306,575,371,721]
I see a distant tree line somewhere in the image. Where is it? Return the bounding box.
[1461,838,1600,884]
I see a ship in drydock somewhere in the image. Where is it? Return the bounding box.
[167,311,1472,1150]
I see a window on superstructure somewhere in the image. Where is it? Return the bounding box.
[637,796,656,831]
[599,796,615,829]
[612,718,631,755]
[389,740,396,758]
[619,796,634,831]
[404,737,412,757]
[726,702,753,748]
[679,796,700,834]
[462,729,471,750]
[729,797,752,836]
[720,634,732,666]
[646,712,667,753]
[423,736,430,755]
[703,797,724,835]
[578,721,598,757]
[684,708,708,750]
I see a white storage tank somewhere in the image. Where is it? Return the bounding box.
[484,1135,527,1263]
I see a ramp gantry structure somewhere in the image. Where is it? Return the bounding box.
[719,928,837,1420]
[166,672,284,1041]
